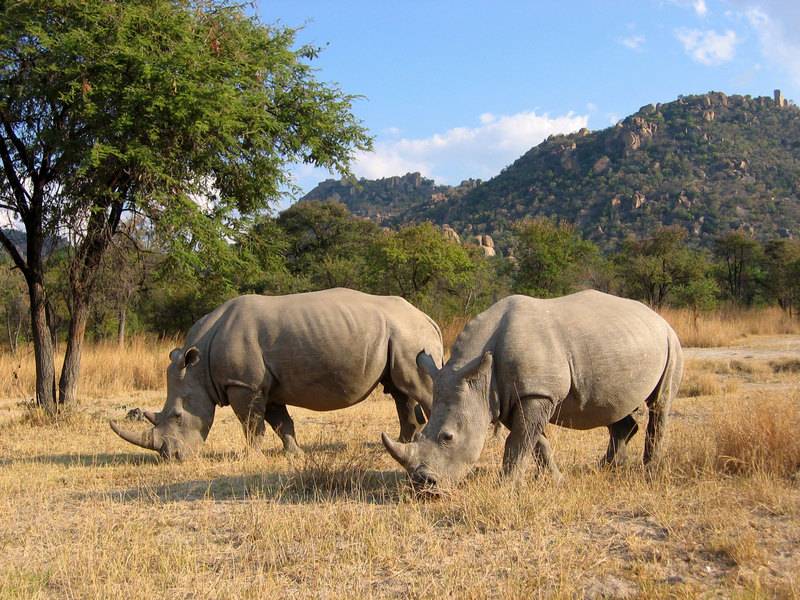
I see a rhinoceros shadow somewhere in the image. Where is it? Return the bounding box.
[0,452,158,468]
[104,467,409,506]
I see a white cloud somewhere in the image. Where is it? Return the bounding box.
[740,4,800,86]
[350,110,589,185]
[676,28,740,65]
[669,0,709,17]
[694,0,708,17]
[620,33,646,50]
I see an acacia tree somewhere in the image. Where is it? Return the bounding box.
[365,222,474,308]
[614,226,706,309]
[0,1,371,413]
[511,216,599,298]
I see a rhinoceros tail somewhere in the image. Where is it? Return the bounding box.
[643,325,684,465]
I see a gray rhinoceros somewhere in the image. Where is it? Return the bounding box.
[382,290,683,489]
[111,288,443,460]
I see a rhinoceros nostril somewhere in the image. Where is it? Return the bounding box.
[410,469,438,490]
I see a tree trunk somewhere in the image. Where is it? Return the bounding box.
[59,199,124,405]
[117,307,126,348]
[58,299,89,406]
[29,279,57,414]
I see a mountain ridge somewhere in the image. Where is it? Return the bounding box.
[302,91,800,251]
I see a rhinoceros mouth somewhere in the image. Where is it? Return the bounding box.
[409,468,442,495]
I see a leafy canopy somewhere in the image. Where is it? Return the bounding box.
[0,0,372,263]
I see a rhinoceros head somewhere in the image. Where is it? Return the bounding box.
[382,350,494,490]
[110,346,215,460]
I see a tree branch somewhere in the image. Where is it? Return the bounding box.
[0,109,34,174]
[0,227,28,275]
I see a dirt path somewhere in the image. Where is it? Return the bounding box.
[684,334,800,362]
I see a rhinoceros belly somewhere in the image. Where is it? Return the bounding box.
[547,343,667,430]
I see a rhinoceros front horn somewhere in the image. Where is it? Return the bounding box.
[109,420,159,452]
[381,432,418,471]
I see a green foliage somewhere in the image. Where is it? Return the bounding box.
[276,200,380,290]
[614,226,709,308]
[760,239,800,316]
[511,217,600,298]
[364,222,474,301]
[317,92,800,252]
[712,230,763,306]
[2,0,371,262]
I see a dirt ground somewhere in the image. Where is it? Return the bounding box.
[685,334,800,362]
[1,335,799,599]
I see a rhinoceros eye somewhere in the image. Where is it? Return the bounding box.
[438,431,454,444]
[171,410,184,426]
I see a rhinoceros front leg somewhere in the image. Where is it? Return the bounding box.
[503,397,562,482]
[382,377,429,443]
[390,392,427,443]
[264,403,301,454]
[228,386,268,451]
[600,413,639,468]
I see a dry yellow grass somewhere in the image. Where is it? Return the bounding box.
[660,305,800,348]
[0,335,180,400]
[2,310,800,598]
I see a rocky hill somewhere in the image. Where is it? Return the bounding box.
[302,91,800,251]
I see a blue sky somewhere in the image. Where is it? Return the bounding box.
[255,1,800,200]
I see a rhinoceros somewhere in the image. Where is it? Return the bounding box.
[382,290,683,489]
[110,288,443,460]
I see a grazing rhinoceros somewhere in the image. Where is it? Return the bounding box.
[111,288,443,460]
[382,290,683,490]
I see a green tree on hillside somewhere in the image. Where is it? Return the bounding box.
[511,217,599,298]
[712,230,763,306]
[0,0,371,413]
[615,226,707,309]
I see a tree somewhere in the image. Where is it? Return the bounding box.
[511,217,599,298]
[0,258,28,352]
[761,239,800,316]
[91,218,161,346]
[614,226,704,309]
[276,200,380,289]
[712,230,762,306]
[365,222,474,310]
[0,1,371,413]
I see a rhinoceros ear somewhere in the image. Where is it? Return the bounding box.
[466,351,492,385]
[184,346,200,368]
[416,351,440,379]
[170,346,201,371]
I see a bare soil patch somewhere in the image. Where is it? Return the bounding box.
[685,333,800,362]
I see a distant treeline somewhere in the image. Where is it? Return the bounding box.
[2,200,799,351]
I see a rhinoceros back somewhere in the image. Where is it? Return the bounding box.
[451,290,680,430]
[187,289,441,411]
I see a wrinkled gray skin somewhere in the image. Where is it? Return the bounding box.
[111,288,443,460]
[382,290,684,490]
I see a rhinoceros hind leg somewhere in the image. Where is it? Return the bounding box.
[644,333,683,465]
[264,403,301,454]
[600,414,639,468]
